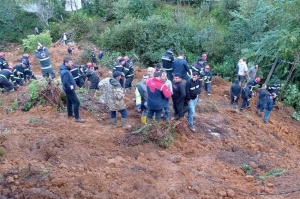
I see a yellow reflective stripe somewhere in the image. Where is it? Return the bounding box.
[41,66,52,69]
[38,57,50,61]
[0,74,7,79]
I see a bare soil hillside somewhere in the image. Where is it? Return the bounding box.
[0,45,300,199]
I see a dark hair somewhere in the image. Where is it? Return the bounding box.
[63,57,72,64]
[155,63,162,69]
[178,50,184,56]
[153,71,162,77]
[192,71,199,76]
[173,73,182,78]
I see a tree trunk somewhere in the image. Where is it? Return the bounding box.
[264,57,279,84]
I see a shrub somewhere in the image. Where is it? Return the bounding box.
[22,31,52,52]
[114,0,154,20]
[282,84,300,112]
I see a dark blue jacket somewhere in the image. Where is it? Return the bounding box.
[13,64,25,80]
[258,88,269,101]
[266,96,274,111]
[172,81,186,103]
[60,64,76,93]
[173,58,191,76]
[34,47,51,69]
[268,82,280,95]
[230,79,241,97]
[0,58,8,70]
[161,51,174,72]
[203,70,213,83]
[242,86,250,99]
[186,78,201,101]
[0,69,16,85]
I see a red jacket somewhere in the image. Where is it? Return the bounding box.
[146,77,171,110]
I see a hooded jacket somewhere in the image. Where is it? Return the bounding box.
[60,64,76,93]
[98,77,126,111]
[34,47,52,69]
[230,79,242,97]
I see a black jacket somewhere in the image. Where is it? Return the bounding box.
[172,81,186,103]
[230,79,242,97]
[161,51,174,72]
[186,78,201,101]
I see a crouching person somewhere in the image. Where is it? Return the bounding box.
[99,71,131,128]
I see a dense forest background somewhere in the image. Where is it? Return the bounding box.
[0,0,299,113]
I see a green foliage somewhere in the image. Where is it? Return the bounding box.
[22,31,52,52]
[23,80,46,111]
[282,84,300,112]
[292,112,300,121]
[28,118,43,123]
[9,99,19,113]
[258,168,286,180]
[100,51,123,69]
[0,147,4,156]
[241,163,253,175]
[114,0,154,20]
[67,13,91,41]
[49,21,68,42]
[212,56,236,81]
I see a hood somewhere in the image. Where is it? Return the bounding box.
[60,64,69,76]
[234,79,239,85]
[110,78,121,87]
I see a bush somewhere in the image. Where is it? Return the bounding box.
[282,84,300,112]
[211,55,236,81]
[114,0,154,20]
[22,31,52,52]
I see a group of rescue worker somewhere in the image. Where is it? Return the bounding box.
[231,58,281,123]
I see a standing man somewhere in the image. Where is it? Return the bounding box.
[191,57,206,76]
[135,73,150,124]
[70,64,84,88]
[60,57,85,122]
[268,80,280,105]
[91,49,98,70]
[161,48,174,81]
[98,71,130,128]
[240,83,251,110]
[172,74,186,120]
[62,33,67,45]
[147,67,155,78]
[247,63,258,81]
[98,50,104,61]
[146,71,172,121]
[263,93,277,123]
[173,50,191,81]
[0,52,8,70]
[256,84,269,117]
[112,58,126,87]
[34,27,39,35]
[34,42,56,79]
[237,59,249,84]
[123,56,134,90]
[67,45,74,56]
[82,63,100,90]
[186,72,202,132]
[203,65,213,95]
[230,79,242,109]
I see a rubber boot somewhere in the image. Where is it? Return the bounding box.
[121,118,132,129]
[141,116,147,124]
[111,118,117,127]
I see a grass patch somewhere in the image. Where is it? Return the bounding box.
[28,118,43,123]
[241,163,253,175]
[0,148,5,156]
[0,122,10,136]
[258,168,287,180]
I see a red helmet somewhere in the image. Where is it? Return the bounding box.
[255,77,261,83]
[87,62,93,68]
[23,53,30,58]
[0,52,5,57]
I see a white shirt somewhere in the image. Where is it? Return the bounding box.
[238,62,248,76]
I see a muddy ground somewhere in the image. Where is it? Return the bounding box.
[0,45,300,199]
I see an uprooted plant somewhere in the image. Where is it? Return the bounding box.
[122,121,178,148]
[18,78,64,111]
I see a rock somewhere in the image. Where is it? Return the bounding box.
[218,191,227,197]
[267,183,274,188]
[6,176,14,183]
[226,189,235,198]
[192,185,201,194]
[25,188,61,199]
[249,161,258,169]
[167,188,177,198]
[204,190,211,195]
[245,175,255,182]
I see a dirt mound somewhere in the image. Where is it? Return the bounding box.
[1,46,300,198]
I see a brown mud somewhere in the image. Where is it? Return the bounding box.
[0,45,300,198]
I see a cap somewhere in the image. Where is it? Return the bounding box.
[168,48,174,53]
[113,71,122,78]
